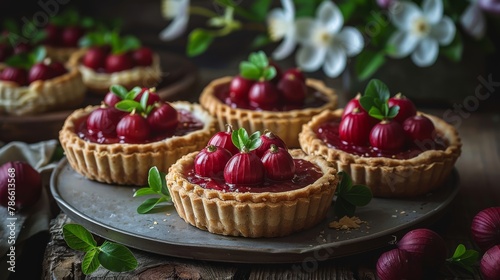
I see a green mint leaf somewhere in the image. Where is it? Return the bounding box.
[249,0,273,22]
[5,53,31,69]
[111,85,128,99]
[115,100,141,113]
[247,131,262,151]
[137,197,165,214]
[140,90,149,111]
[121,35,141,53]
[336,171,352,195]
[63,224,97,252]
[147,166,162,193]
[30,46,47,64]
[355,50,386,81]
[187,28,214,57]
[82,248,100,275]
[341,185,372,207]
[368,107,384,120]
[98,241,138,272]
[80,17,96,29]
[452,244,466,258]
[159,171,170,197]
[3,18,20,34]
[249,51,268,69]
[232,128,247,151]
[447,244,480,274]
[250,34,272,50]
[240,61,261,80]
[262,66,277,81]
[359,96,375,112]
[334,197,356,218]
[133,187,157,197]
[388,105,400,119]
[126,87,143,100]
[365,79,390,101]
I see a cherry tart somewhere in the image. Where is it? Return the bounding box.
[59,101,216,186]
[299,109,461,198]
[199,76,337,148]
[68,48,162,94]
[166,149,338,238]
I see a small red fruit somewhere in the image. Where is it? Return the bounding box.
[403,114,435,142]
[0,161,42,210]
[254,130,287,158]
[229,75,253,103]
[83,46,108,70]
[224,151,265,185]
[207,125,239,156]
[339,108,373,146]
[132,47,153,66]
[248,81,279,110]
[388,93,417,123]
[13,42,32,55]
[283,67,306,83]
[44,24,61,46]
[86,107,123,137]
[369,120,406,151]
[61,26,85,47]
[116,113,150,143]
[105,53,134,73]
[342,93,363,118]
[0,44,13,62]
[261,144,295,181]
[277,72,307,105]
[147,103,179,132]
[268,60,282,83]
[28,62,55,83]
[0,67,28,86]
[194,145,232,179]
[104,91,122,108]
[50,61,67,77]
[134,88,161,106]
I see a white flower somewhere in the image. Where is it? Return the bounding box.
[387,0,456,67]
[159,0,190,41]
[294,1,364,78]
[460,2,486,40]
[266,0,296,60]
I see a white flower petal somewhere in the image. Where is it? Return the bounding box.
[281,0,295,16]
[390,1,422,30]
[323,48,347,78]
[267,9,289,41]
[411,38,439,67]
[316,1,344,34]
[431,16,456,45]
[159,11,189,41]
[422,0,443,24]
[296,45,327,72]
[460,4,486,39]
[295,18,318,44]
[272,30,297,60]
[337,27,364,57]
[479,0,500,15]
[387,30,419,58]
[161,0,189,20]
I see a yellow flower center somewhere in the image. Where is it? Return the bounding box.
[412,17,431,38]
[313,29,332,47]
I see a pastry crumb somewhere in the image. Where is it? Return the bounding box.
[329,216,365,230]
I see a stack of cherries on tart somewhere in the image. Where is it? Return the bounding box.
[299,79,462,198]
[59,85,215,186]
[199,51,337,147]
[166,126,338,238]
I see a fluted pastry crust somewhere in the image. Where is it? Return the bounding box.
[59,102,216,186]
[199,76,338,148]
[166,149,338,238]
[299,109,462,198]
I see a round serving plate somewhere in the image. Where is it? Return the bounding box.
[50,158,460,263]
[0,51,198,143]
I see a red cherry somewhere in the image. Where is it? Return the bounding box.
[369,120,406,151]
[277,72,307,105]
[86,107,123,138]
[388,93,417,123]
[28,63,55,83]
[248,81,279,110]
[229,75,253,103]
[224,151,265,185]
[342,93,363,118]
[83,46,108,70]
[105,53,134,73]
[403,114,435,142]
[61,26,85,47]
[132,47,153,66]
[0,67,28,86]
[254,130,287,158]
[13,42,32,55]
[0,44,13,62]
[116,113,150,143]
[194,145,232,179]
[104,91,122,108]
[283,67,306,83]
[339,108,373,146]
[147,103,179,132]
[50,61,67,77]
[44,24,61,46]
[268,60,283,83]
[261,144,295,181]
[134,88,161,106]
[207,126,239,156]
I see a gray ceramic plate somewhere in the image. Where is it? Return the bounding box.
[50,158,459,263]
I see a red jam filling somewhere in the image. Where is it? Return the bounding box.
[315,120,448,159]
[214,83,328,111]
[76,109,204,144]
[185,159,323,193]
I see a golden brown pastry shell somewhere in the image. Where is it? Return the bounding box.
[199,76,338,148]
[299,109,461,198]
[166,149,338,238]
[59,102,216,186]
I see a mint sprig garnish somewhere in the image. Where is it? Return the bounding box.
[239,51,276,81]
[359,79,399,121]
[231,127,262,152]
[446,244,480,274]
[63,224,137,275]
[133,166,172,214]
[334,171,373,218]
[79,31,141,54]
[4,46,46,69]
[113,86,154,116]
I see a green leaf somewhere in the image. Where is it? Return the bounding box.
[247,131,262,151]
[452,244,466,258]
[262,66,277,81]
[355,50,386,81]
[365,79,390,101]
[133,187,158,197]
[115,100,141,113]
[3,18,20,34]
[334,197,357,218]
[137,197,165,214]
[359,96,375,112]
[147,166,162,193]
[388,105,400,119]
[29,46,46,64]
[240,61,261,80]
[63,224,97,252]
[441,33,463,63]
[249,51,268,69]
[160,181,170,198]
[448,244,480,274]
[187,29,214,57]
[232,128,247,151]
[341,185,372,206]
[82,248,100,275]
[98,241,138,272]
[121,35,141,53]
[250,34,272,50]
[368,107,384,120]
[249,0,273,22]
[126,87,143,100]
[139,90,149,111]
[336,171,352,195]
[111,85,128,99]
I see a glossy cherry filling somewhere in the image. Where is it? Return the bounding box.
[214,83,328,111]
[316,121,448,159]
[76,109,204,144]
[185,159,322,193]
